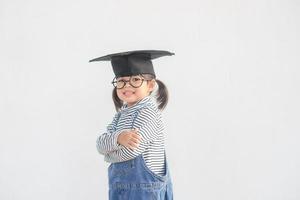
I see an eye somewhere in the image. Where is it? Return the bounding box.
[132,77,142,82]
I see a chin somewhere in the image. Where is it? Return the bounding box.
[121,96,135,102]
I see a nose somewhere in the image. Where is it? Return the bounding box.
[123,80,132,88]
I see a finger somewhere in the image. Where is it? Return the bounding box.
[130,140,139,147]
[132,133,142,140]
[131,138,140,144]
[125,143,135,150]
[128,146,136,150]
[128,142,139,150]
[128,145,135,150]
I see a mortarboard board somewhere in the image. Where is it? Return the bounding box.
[89,50,174,78]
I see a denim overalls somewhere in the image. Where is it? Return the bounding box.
[108,151,173,200]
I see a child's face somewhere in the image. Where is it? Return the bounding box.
[115,75,155,107]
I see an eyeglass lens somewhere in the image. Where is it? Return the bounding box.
[113,76,144,89]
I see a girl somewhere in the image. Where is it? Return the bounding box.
[90,50,174,200]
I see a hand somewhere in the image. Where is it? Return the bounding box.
[117,128,141,150]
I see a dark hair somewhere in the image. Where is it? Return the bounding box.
[112,74,169,112]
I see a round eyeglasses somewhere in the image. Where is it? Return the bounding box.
[111,75,151,89]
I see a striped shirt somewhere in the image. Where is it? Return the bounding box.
[96,95,166,176]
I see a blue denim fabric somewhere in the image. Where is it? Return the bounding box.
[108,151,173,200]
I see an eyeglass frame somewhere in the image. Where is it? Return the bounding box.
[111,74,153,89]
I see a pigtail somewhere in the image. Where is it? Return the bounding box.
[112,87,123,112]
[155,79,169,110]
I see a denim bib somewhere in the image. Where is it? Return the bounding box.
[108,151,173,200]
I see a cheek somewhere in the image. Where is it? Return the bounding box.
[116,89,123,97]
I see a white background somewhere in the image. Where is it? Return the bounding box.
[1,0,300,199]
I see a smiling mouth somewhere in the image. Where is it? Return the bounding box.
[123,91,135,96]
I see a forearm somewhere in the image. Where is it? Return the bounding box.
[96,131,123,155]
[104,142,148,163]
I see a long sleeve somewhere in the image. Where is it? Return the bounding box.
[96,112,122,155]
[104,107,161,163]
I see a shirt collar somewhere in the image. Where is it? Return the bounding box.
[120,95,153,112]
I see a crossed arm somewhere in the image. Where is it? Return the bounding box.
[96,112,122,154]
[96,107,160,163]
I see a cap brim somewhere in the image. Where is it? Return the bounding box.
[89,50,175,62]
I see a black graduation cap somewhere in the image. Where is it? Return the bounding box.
[89,50,174,78]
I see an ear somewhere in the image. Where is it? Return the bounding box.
[147,79,156,92]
